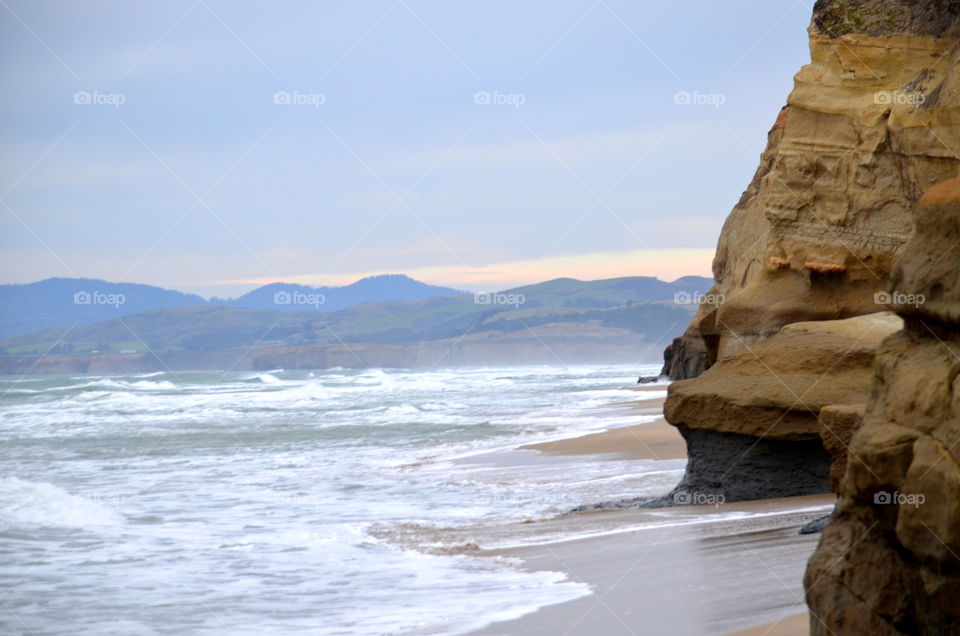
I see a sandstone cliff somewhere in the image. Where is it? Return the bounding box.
[663,312,901,502]
[653,0,960,630]
[805,173,960,635]
[660,0,960,503]
[664,0,960,379]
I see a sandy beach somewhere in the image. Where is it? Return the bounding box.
[453,386,827,635]
[520,388,686,461]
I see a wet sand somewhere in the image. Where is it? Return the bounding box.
[727,613,809,635]
[469,497,829,635]
[370,385,827,635]
[520,388,685,461]
[520,416,685,461]
[463,386,826,635]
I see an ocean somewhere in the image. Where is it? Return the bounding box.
[0,363,687,635]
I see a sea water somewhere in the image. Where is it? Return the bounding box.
[0,364,679,634]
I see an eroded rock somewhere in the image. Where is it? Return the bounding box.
[663,313,900,501]
[805,175,960,635]
[662,0,960,377]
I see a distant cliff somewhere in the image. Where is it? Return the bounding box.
[0,325,661,375]
[1,276,705,374]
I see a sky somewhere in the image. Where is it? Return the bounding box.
[1,0,813,297]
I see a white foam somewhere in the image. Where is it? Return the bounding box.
[126,380,177,390]
[0,477,123,528]
[255,372,282,384]
[0,363,672,634]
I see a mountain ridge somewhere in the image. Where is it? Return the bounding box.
[0,274,466,339]
[0,274,713,371]
[0,274,711,341]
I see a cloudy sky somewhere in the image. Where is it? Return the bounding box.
[1,0,811,297]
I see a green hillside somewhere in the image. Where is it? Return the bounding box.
[0,275,710,356]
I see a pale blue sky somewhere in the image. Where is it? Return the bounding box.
[1,0,812,297]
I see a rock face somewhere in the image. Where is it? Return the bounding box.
[663,312,901,501]
[659,327,707,379]
[652,0,960,629]
[662,0,960,506]
[805,175,960,635]
[818,403,866,492]
[667,313,901,440]
[664,0,960,378]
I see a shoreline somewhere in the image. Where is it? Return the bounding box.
[520,386,685,462]
[472,502,827,635]
[457,387,825,635]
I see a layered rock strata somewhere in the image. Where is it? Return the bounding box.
[659,0,960,510]
[664,313,901,502]
[664,0,960,379]
[805,174,960,635]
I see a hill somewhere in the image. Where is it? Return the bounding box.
[0,275,712,371]
[220,274,466,311]
[0,274,467,339]
[0,278,207,339]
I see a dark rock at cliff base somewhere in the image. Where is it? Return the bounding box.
[636,375,660,384]
[664,428,833,504]
[569,427,833,513]
[799,513,834,535]
[660,330,707,380]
